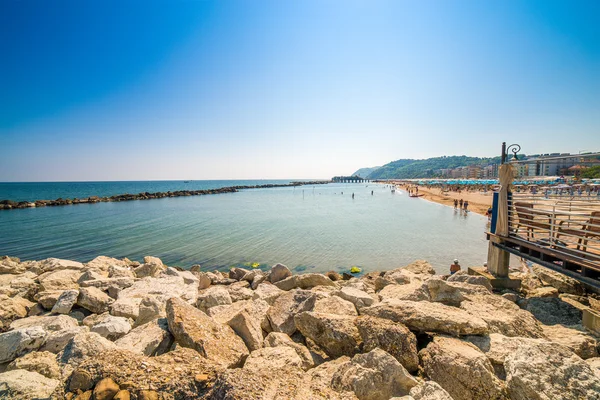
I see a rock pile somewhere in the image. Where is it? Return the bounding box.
[1,255,600,399]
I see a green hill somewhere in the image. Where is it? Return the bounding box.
[366,155,502,179]
[351,166,381,178]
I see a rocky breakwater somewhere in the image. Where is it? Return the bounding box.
[0,181,330,210]
[1,255,600,399]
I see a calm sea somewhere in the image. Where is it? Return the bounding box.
[0,181,490,274]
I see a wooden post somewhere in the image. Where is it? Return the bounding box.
[487,237,510,277]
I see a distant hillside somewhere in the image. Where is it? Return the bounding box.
[366,155,502,179]
[352,166,381,178]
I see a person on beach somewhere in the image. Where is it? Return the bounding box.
[485,207,493,220]
[450,259,461,274]
[453,199,458,209]
[459,199,463,208]
[463,200,469,212]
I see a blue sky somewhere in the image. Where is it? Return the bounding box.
[1,0,599,181]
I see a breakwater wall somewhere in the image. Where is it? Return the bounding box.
[0,181,331,210]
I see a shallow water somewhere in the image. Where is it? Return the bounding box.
[0,182,489,274]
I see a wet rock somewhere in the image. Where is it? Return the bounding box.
[362,299,488,336]
[51,289,79,314]
[314,295,358,316]
[263,332,314,370]
[115,318,173,356]
[6,350,60,379]
[267,289,316,335]
[332,348,418,400]
[77,287,113,314]
[505,341,600,400]
[333,287,375,309]
[269,263,292,283]
[275,273,336,291]
[356,315,419,373]
[294,312,361,358]
[90,315,132,341]
[532,265,584,295]
[419,336,506,400]
[0,369,60,400]
[93,377,120,400]
[166,297,248,367]
[0,326,47,363]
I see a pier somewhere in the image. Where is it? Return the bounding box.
[332,175,371,183]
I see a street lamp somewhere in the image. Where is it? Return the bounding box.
[501,142,521,164]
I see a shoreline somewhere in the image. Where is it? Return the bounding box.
[399,185,493,216]
[0,180,330,210]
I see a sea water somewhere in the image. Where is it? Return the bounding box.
[0,182,489,274]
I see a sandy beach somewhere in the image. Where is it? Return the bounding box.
[398,185,494,216]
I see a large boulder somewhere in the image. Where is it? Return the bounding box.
[424,279,465,306]
[274,273,336,291]
[267,289,316,335]
[90,315,132,341]
[29,258,84,275]
[314,295,358,316]
[80,277,135,298]
[331,348,419,400]
[263,332,314,371]
[532,265,584,295]
[252,282,285,305]
[40,326,89,353]
[362,299,488,336]
[244,346,304,371]
[111,275,197,320]
[227,310,264,351]
[542,324,598,359]
[0,369,60,400]
[355,315,419,373]
[114,318,173,356]
[295,312,361,358]
[6,350,61,379]
[269,263,292,283]
[505,341,600,399]
[134,295,166,327]
[227,281,255,302]
[38,268,82,292]
[58,331,118,367]
[133,259,166,278]
[333,287,375,309]
[447,271,493,291]
[77,286,113,314]
[402,260,436,275]
[521,297,582,326]
[409,381,454,400]
[85,256,129,274]
[51,289,79,314]
[377,282,430,302]
[419,336,507,400]
[197,285,233,311]
[0,326,47,363]
[0,295,31,332]
[9,314,78,332]
[166,297,248,367]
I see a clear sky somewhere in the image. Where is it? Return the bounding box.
[1,0,599,181]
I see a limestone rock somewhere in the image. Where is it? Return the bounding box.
[521,297,582,325]
[424,279,465,306]
[294,312,361,358]
[332,348,419,400]
[77,270,106,284]
[0,369,60,400]
[30,258,84,275]
[90,315,132,341]
[378,282,430,302]
[227,281,254,302]
[166,297,248,367]
[402,260,436,275]
[10,314,79,332]
[108,265,135,279]
[6,350,60,379]
[34,290,63,310]
[244,346,303,371]
[227,310,263,351]
[263,332,314,371]
[408,381,454,400]
[111,275,197,320]
[79,277,135,297]
[134,295,166,327]
[86,256,129,274]
[77,287,113,314]
[334,287,374,308]
[114,390,131,400]
[419,336,506,400]
[267,289,316,335]
[51,289,79,314]
[194,272,212,289]
[93,377,120,400]
[527,286,559,298]
[447,271,493,291]
[38,268,82,292]
[269,263,292,283]
[115,318,173,356]
[40,326,89,353]
[229,267,250,281]
[0,326,47,363]
[314,295,358,316]
[505,341,600,400]
[252,282,285,305]
[362,299,488,336]
[275,273,336,291]
[196,285,232,311]
[532,265,584,295]
[58,331,118,367]
[356,315,419,372]
[542,324,598,359]
[0,295,30,332]
[586,357,600,378]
